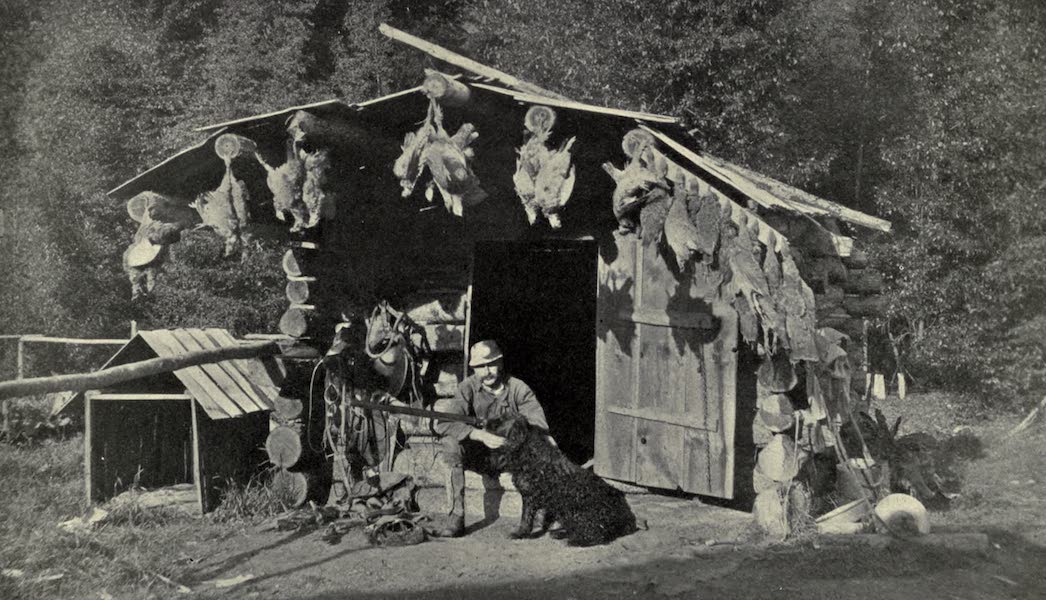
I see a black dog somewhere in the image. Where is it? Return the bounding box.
[486,415,637,546]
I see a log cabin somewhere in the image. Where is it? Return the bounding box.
[105,27,890,511]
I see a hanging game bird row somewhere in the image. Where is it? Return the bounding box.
[601,128,819,361]
[122,81,817,362]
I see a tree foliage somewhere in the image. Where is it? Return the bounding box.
[0,0,1043,405]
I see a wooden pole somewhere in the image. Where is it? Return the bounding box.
[378,23,569,100]
[422,68,471,106]
[0,341,280,400]
[85,391,94,505]
[16,337,24,380]
[20,335,129,345]
[190,397,205,513]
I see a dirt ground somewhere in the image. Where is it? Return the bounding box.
[167,393,1046,600]
[165,392,1046,600]
[167,489,1046,600]
[5,392,1046,600]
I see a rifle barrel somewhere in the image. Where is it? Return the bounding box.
[347,398,482,427]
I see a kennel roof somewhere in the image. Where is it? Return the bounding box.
[55,328,282,419]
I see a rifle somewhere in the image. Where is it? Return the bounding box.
[347,398,485,428]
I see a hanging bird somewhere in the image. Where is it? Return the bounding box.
[257,140,309,231]
[513,113,550,225]
[393,103,437,198]
[513,136,548,224]
[420,111,486,216]
[123,191,194,299]
[192,167,251,256]
[395,100,487,216]
[302,148,335,228]
[127,191,200,247]
[531,137,576,229]
[513,106,576,228]
[689,188,722,264]
[662,187,702,268]
[603,157,668,234]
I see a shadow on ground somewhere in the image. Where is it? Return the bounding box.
[181,509,1046,600]
[282,529,1046,600]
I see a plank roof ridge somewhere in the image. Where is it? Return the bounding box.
[107,129,226,197]
[703,155,892,232]
[195,99,345,132]
[469,82,678,124]
[379,22,569,100]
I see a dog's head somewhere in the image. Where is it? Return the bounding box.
[485,414,531,451]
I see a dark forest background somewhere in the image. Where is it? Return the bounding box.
[0,0,1043,408]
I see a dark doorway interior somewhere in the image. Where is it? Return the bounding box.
[91,399,193,502]
[469,240,598,464]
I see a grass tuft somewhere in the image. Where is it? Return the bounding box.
[210,471,301,523]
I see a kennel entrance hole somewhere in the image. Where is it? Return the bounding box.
[468,240,598,464]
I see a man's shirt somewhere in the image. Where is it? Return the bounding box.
[435,374,548,440]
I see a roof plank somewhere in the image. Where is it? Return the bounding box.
[107,129,226,202]
[138,330,237,419]
[205,329,283,397]
[196,99,343,133]
[641,125,889,233]
[703,156,892,232]
[194,329,277,411]
[379,23,569,100]
[471,83,678,124]
[175,329,264,414]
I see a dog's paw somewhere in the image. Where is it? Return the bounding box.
[508,529,532,540]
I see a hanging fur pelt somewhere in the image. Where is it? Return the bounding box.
[393,100,487,217]
[513,106,576,229]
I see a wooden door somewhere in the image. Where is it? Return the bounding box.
[595,233,738,498]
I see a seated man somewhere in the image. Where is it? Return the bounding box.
[432,339,549,537]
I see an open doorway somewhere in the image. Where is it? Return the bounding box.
[468,240,598,464]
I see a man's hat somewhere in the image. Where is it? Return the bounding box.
[468,340,503,367]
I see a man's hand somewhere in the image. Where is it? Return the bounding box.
[469,428,505,449]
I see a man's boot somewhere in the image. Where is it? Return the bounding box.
[439,465,466,537]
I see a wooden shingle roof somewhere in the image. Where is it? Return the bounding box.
[138,329,279,419]
[55,328,281,419]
